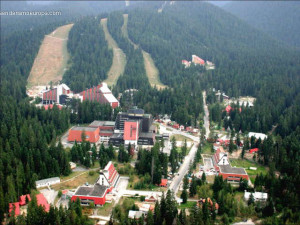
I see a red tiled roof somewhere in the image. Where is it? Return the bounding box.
[160,179,168,187]
[44,104,62,110]
[19,194,31,206]
[250,148,259,153]
[9,202,20,216]
[36,193,50,212]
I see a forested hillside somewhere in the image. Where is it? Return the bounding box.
[223,1,300,48]
[62,16,113,92]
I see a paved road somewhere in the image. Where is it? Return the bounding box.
[160,124,199,194]
[203,91,210,138]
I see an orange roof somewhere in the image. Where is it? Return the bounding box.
[199,198,219,210]
[36,193,50,212]
[44,104,63,110]
[9,202,20,216]
[160,179,168,187]
[19,194,31,206]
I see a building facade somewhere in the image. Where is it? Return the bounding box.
[68,126,100,143]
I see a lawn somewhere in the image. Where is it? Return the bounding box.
[178,201,197,209]
[230,158,268,183]
[52,170,99,191]
[97,202,114,217]
[202,143,213,155]
[171,134,193,142]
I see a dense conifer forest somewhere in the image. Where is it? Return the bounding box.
[1,1,300,224]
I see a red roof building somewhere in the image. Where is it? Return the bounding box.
[192,55,205,65]
[124,120,139,146]
[213,148,249,182]
[225,105,232,113]
[250,148,259,154]
[71,161,119,206]
[9,202,20,216]
[36,193,50,212]
[42,84,71,105]
[160,179,168,187]
[68,126,100,143]
[19,194,31,206]
[79,83,119,109]
[43,104,63,110]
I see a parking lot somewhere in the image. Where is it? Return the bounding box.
[202,156,217,176]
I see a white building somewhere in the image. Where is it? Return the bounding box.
[128,210,146,219]
[248,132,267,140]
[36,177,60,188]
[244,191,268,202]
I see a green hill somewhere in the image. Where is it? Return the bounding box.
[223,1,300,48]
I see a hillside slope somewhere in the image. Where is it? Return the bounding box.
[223,1,300,48]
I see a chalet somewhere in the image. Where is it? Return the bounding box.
[182,60,191,68]
[9,193,49,217]
[71,161,119,206]
[159,179,168,187]
[145,194,159,203]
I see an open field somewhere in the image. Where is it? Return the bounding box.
[52,170,99,191]
[122,14,167,90]
[230,158,268,182]
[101,18,126,87]
[97,202,114,216]
[27,24,73,87]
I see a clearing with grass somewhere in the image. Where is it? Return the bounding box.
[27,24,73,87]
[101,18,126,87]
[122,14,167,90]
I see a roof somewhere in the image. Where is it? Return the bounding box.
[36,193,50,212]
[139,132,154,139]
[89,121,115,127]
[128,210,145,219]
[44,104,63,110]
[71,126,98,132]
[128,108,144,115]
[244,191,268,200]
[36,177,60,185]
[110,133,124,139]
[160,179,168,186]
[219,165,247,175]
[103,93,118,103]
[250,148,259,153]
[75,184,108,198]
[99,83,111,94]
[19,194,31,206]
[225,105,232,113]
[9,202,20,216]
[248,132,267,140]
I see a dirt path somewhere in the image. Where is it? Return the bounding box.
[101,18,126,87]
[27,24,73,87]
[122,14,167,90]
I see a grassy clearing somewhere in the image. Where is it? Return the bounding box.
[202,143,213,155]
[101,18,126,87]
[52,170,99,191]
[28,24,73,87]
[230,158,268,183]
[178,201,197,209]
[97,202,114,217]
[171,134,193,142]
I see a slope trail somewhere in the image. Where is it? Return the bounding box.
[122,14,167,90]
[101,18,127,87]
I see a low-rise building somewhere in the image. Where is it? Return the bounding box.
[71,161,119,206]
[89,121,115,142]
[128,210,146,219]
[35,177,60,188]
[248,132,267,140]
[244,191,268,202]
[68,126,100,143]
[213,149,249,182]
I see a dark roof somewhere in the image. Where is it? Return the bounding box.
[72,126,98,132]
[89,121,115,127]
[110,133,124,139]
[139,132,154,139]
[219,165,247,175]
[75,184,107,197]
[128,108,144,115]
